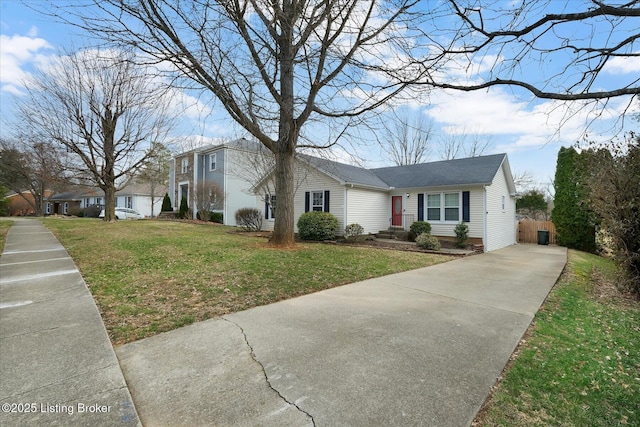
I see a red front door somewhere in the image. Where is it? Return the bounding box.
[391,196,403,227]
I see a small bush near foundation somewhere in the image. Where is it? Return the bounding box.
[235,208,262,231]
[210,212,223,224]
[161,193,172,212]
[297,211,338,241]
[416,233,441,250]
[345,223,364,241]
[178,197,190,219]
[409,221,432,241]
[454,222,469,248]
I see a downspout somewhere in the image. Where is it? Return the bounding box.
[193,152,198,219]
[483,185,488,252]
[223,148,228,226]
[171,157,176,208]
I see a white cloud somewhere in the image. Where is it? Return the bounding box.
[26,26,38,38]
[0,32,53,92]
[604,54,640,74]
[423,87,623,153]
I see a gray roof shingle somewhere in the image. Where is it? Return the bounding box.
[304,153,507,190]
[371,154,507,188]
[298,155,390,189]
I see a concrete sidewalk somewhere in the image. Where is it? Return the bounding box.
[117,243,567,427]
[0,218,140,426]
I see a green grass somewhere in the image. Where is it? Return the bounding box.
[41,218,453,345]
[476,250,640,426]
[0,220,13,252]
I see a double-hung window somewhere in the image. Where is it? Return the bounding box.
[181,158,188,174]
[444,193,460,221]
[269,195,276,219]
[312,191,324,211]
[209,153,217,171]
[426,194,441,221]
[426,192,460,222]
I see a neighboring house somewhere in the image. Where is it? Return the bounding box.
[6,190,53,216]
[256,153,517,252]
[47,190,84,215]
[168,138,265,226]
[45,183,167,218]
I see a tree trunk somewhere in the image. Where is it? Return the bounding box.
[270,9,298,247]
[271,146,296,246]
[102,111,117,222]
[103,185,117,222]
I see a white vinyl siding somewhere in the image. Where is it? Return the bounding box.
[266,162,345,234]
[223,147,263,227]
[345,188,389,235]
[294,163,346,235]
[485,162,516,251]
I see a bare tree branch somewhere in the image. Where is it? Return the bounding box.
[15,48,175,221]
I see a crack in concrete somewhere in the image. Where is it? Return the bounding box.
[223,317,316,426]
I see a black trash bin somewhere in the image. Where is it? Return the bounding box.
[537,230,549,245]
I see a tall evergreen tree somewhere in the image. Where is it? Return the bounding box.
[552,147,597,252]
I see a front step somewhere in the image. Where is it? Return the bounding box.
[376,228,405,240]
[376,231,397,240]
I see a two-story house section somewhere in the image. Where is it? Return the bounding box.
[168,138,266,226]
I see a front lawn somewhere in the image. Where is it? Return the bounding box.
[42,218,453,345]
[474,249,640,426]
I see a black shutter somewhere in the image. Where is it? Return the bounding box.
[265,198,269,219]
[305,192,310,212]
[462,191,470,222]
[324,190,330,212]
[417,194,424,221]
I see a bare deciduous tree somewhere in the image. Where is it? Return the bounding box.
[512,169,535,193]
[380,113,433,165]
[437,131,491,160]
[427,1,639,114]
[52,0,428,244]
[195,180,225,222]
[16,48,174,221]
[136,141,172,218]
[0,138,68,216]
[40,0,640,242]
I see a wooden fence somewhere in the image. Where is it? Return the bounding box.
[517,219,557,245]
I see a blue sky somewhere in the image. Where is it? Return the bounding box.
[1,1,638,193]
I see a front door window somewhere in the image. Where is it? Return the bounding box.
[392,196,403,227]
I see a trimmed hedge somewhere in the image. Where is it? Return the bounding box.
[297,211,338,241]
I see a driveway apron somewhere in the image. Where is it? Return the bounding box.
[0,218,140,426]
[117,244,566,427]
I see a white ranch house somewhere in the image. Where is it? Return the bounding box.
[257,153,517,252]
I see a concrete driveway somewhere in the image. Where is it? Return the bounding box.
[117,244,566,427]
